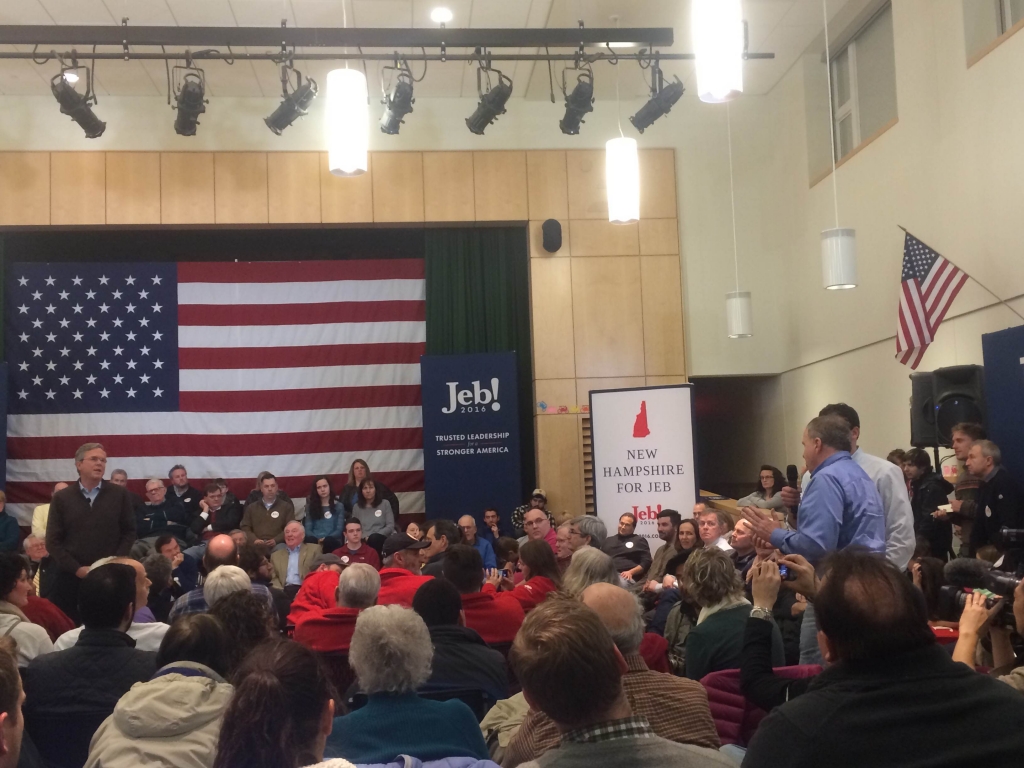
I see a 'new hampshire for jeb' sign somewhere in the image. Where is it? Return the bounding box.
[420,352,521,523]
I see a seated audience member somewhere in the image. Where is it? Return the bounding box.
[567,515,608,554]
[0,553,54,667]
[190,482,243,544]
[741,557,820,710]
[647,519,706,638]
[412,578,509,701]
[32,481,69,539]
[459,515,498,570]
[286,569,342,627]
[214,639,336,768]
[24,564,158,768]
[377,532,432,608]
[228,529,248,549]
[323,605,489,763]
[967,440,1023,554]
[480,507,509,544]
[696,504,733,552]
[340,458,401,517]
[85,614,233,768]
[238,543,289,631]
[0,494,18,553]
[744,550,1024,768]
[731,519,757,579]
[494,536,520,572]
[22,535,50,594]
[208,590,275,674]
[642,509,682,592]
[294,563,380,654]
[555,522,573,572]
[486,539,562,613]
[405,521,424,540]
[21,591,74,645]
[509,600,733,768]
[742,543,805,665]
[561,547,619,598]
[444,544,525,644]
[169,535,276,621]
[0,637,26,768]
[155,533,199,593]
[523,508,558,554]
[240,473,295,548]
[421,519,460,577]
[203,565,252,608]
[243,470,289,507]
[271,522,322,594]
[511,490,555,539]
[142,552,175,624]
[506,584,720,768]
[349,477,396,556]
[332,519,381,569]
[602,513,652,583]
[167,465,203,520]
[737,466,787,511]
[108,469,145,511]
[681,547,783,681]
[304,476,345,553]
[905,448,955,561]
[137,478,191,543]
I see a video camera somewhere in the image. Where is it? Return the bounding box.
[938,556,1022,626]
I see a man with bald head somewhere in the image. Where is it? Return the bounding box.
[505,583,719,767]
[167,534,277,621]
[458,515,497,570]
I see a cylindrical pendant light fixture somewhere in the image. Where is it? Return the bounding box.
[821,228,857,289]
[693,0,744,104]
[606,136,639,224]
[326,68,368,177]
[726,291,753,338]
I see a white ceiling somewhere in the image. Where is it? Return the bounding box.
[0,0,851,100]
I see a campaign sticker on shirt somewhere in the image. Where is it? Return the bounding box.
[271,510,280,519]
[985,506,993,518]
[375,509,383,517]
[184,498,192,504]
[625,541,634,549]
[324,511,332,519]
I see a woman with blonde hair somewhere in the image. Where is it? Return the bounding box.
[561,547,619,598]
[339,459,400,518]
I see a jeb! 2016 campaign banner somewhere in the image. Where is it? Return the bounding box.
[420,352,521,524]
[590,385,698,553]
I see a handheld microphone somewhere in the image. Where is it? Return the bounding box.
[943,558,992,589]
[786,465,799,488]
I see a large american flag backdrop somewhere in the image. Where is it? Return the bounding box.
[4,259,426,523]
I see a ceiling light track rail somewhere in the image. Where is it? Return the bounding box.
[1,50,774,62]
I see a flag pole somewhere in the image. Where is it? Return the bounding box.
[898,225,1024,323]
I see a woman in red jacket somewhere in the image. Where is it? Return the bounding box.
[486,539,562,613]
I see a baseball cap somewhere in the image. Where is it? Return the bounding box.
[311,553,344,569]
[531,488,546,499]
[382,532,431,558]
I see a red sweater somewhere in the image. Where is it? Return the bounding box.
[22,595,75,643]
[331,544,381,570]
[461,589,526,644]
[287,570,341,627]
[496,576,559,613]
[377,568,433,608]
[294,606,362,653]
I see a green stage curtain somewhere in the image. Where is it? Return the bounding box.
[425,227,536,501]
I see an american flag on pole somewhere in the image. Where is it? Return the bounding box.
[5,260,426,523]
[896,233,969,369]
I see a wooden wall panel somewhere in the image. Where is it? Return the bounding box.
[536,414,584,516]
[639,149,678,220]
[51,152,105,225]
[640,256,687,376]
[576,377,647,407]
[268,152,321,224]
[566,149,606,220]
[161,153,215,224]
[569,220,639,257]
[639,219,679,255]
[531,258,576,380]
[321,152,373,223]
[0,153,49,225]
[526,150,568,220]
[214,153,269,224]
[571,257,645,378]
[423,152,475,222]
[535,379,577,412]
[529,219,569,258]
[647,376,688,387]
[372,153,424,222]
[473,151,528,221]
[106,153,160,225]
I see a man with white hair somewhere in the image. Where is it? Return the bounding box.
[505,583,719,767]
[136,477,191,543]
[966,439,1023,554]
[203,565,251,607]
[269,521,321,595]
[567,515,607,553]
[294,563,380,653]
[323,605,489,764]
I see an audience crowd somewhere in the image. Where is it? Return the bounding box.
[0,410,1022,768]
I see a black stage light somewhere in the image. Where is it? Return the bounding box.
[50,69,105,139]
[174,70,207,137]
[265,73,318,135]
[630,70,684,134]
[380,69,415,135]
[466,67,513,135]
[559,70,594,136]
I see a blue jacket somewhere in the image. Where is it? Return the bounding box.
[770,451,885,566]
[0,512,20,552]
[470,537,497,570]
[135,500,191,540]
[304,501,345,541]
